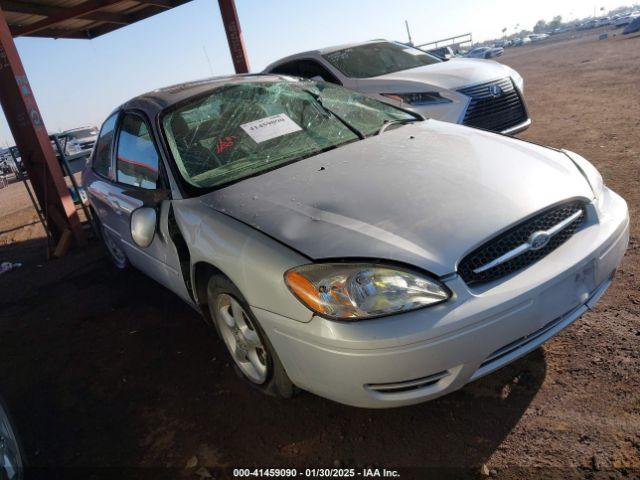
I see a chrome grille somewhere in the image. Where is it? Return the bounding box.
[458,201,587,285]
[458,78,528,132]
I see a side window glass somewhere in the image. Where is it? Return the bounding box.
[269,61,300,77]
[298,60,341,84]
[92,114,118,177]
[116,114,159,189]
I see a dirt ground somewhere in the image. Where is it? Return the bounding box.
[1,27,639,479]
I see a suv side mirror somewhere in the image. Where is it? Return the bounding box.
[131,207,157,248]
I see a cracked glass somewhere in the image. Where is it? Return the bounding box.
[162,80,416,189]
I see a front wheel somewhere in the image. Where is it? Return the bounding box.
[206,275,296,398]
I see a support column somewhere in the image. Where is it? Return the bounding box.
[0,6,86,247]
[218,0,249,73]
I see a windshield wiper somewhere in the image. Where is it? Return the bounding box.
[303,89,365,140]
[377,118,418,135]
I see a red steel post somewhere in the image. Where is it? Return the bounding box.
[0,6,86,246]
[217,0,249,73]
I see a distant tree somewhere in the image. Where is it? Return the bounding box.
[549,15,563,29]
[533,19,548,33]
[502,27,507,37]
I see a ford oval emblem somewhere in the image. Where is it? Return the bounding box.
[529,231,551,251]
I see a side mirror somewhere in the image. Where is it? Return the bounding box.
[131,207,157,248]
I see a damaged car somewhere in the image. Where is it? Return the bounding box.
[84,75,629,408]
[264,40,529,134]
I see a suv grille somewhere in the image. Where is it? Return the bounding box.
[458,78,528,132]
[458,201,587,285]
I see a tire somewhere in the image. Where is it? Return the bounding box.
[97,217,129,271]
[206,274,296,398]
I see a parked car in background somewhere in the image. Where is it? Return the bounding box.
[596,16,612,26]
[614,13,639,27]
[426,46,457,60]
[85,75,628,408]
[623,16,640,34]
[513,36,531,46]
[0,396,23,479]
[55,126,99,160]
[528,33,549,42]
[464,46,504,59]
[578,19,598,30]
[265,40,529,134]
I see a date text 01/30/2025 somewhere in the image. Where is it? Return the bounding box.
[233,468,401,478]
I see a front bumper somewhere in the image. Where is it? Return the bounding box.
[501,117,531,135]
[254,189,629,408]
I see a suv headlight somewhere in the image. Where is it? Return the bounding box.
[66,141,81,155]
[381,92,452,106]
[511,71,524,92]
[284,263,450,320]
[562,149,605,200]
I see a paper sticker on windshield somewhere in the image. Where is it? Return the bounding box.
[241,113,302,143]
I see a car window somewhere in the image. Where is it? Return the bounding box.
[92,114,118,178]
[270,60,341,84]
[162,81,416,190]
[323,41,441,78]
[116,114,160,189]
[297,60,341,84]
[269,61,300,77]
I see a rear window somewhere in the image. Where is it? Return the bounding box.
[323,42,440,78]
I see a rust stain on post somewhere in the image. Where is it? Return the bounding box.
[218,0,249,73]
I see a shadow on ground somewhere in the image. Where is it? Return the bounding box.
[0,240,547,478]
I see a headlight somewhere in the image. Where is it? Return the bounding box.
[562,149,605,199]
[511,72,524,92]
[381,92,452,106]
[284,263,450,320]
[66,141,81,155]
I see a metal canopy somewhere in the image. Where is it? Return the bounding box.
[0,0,193,39]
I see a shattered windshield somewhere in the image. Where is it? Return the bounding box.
[162,81,416,189]
[323,42,441,78]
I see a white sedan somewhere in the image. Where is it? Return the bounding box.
[265,40,528,134]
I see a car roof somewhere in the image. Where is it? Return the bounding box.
[62,126,96,133]
[264,39,400,71]
[112,73,294,119]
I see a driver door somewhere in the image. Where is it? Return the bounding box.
[107,112,190,300]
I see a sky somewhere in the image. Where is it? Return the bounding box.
[0,0,631,146]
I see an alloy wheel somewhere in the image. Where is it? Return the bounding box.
[215,293,269,384]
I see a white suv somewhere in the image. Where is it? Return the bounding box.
[265,40,529,134]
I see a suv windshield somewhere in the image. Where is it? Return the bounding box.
[66,128,98,139]
[162,80,417,189]
[323,42,441,78]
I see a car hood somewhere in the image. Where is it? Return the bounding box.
[199,121,592,276]
[371,57,513,90]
